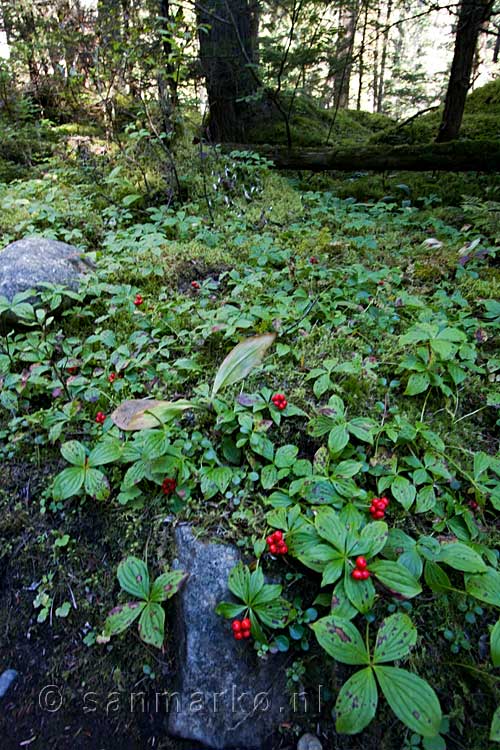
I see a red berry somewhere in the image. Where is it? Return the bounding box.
[162,477,177,495]
[95,411,106,425]
[352,569,364,580]
[269,544,278,554]
[231,620,241,632]
[360,569,371,580]
[241,618,251,630]
[234,631,243,640]
[309,256,318,264]
[67,365,78,375]
[380,496,389,507]
[271,393,288,410]
[469,500,479,510]
[373,510,385,520]
[108,372,116,383]
[355,556,367,569]
[242,630,251,639]
[134,294,143,306]
[279,544,288,555]
[266,535,274,546]
[273,530,283,542]
[191,281,200,289]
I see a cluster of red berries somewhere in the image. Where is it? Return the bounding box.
[95,411,106,425]
[108,372,117,383]
[162,477,177,495]
[351,556,371,581]
[369,496,389,520]
[271,393,287,411]
[134,294,144,306]
[231,618,251,640]
[266,529,288,555]
[309,256,319,264]
[191,281,200,290]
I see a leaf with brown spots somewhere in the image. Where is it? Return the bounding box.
[373,613,417,663]
[138,602,166,649]
[336,667,378,734]
[117,556,150,599]
[312,616,369,665]
[374,665,442,737]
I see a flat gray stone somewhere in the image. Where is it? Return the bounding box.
[168,525,291,750]
[297,733,323,750]
[0,669,18,699]
[0,236,92,303]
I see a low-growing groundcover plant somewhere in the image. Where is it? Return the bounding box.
[0,145,498,748]
[99,557,187,648]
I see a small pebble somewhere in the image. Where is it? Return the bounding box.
[297,733,323,750]
[0,669,18,699]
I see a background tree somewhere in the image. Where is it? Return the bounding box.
[436,0,495,141]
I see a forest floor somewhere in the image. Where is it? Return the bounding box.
[0,126,499,750]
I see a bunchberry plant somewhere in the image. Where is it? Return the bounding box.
[100,557,187,649]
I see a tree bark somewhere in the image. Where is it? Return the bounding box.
[220,141,500,172]
[332,1,358,109]
[196,0,260,142]
[436,0,494,142]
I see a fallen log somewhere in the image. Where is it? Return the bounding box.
[221,140,500,172]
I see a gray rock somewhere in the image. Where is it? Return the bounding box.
[0,669,18,699]
[297,733,322,750]
[0,236,93,305]
[168,525,292,749]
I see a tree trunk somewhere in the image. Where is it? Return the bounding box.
[376,0,392,113]
[196,0,260,142]
[220,141,500,172]
[356,1,369,110]
[332,2,358,109]
[436,0,494,142]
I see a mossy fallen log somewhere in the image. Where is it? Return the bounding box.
[222,140,500,172]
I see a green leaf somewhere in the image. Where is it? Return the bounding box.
[438,542,487,573]
[370,561,422,598]
[328,424,350,455]
[321,556,345,586]
[261,464,278,489]
[490,619,500,668]
[104,601,145,635]
[374,666,442,738]
[424,561,453,593]
[344,569,376,613]
[52,466,84,500]
[55,601,71,618]
[253,598,292,628]
[275,444,299,468]
[84,467,110,500]
[215,601,247,618]
[60,440,86,467]
[212,333,276,396]
[88,438,122,467]
[330,580,357,620]
[138,602,165,648]
[350,521,388,558]
[391,476,417,510]
[117,557,150,599]
[228,563,251,601]
[490,706,500,742]
[252,583,282,606]
[465,568,500,607]
[336,667,378,734]
[315,507,347,551]
[211,466,233,494]
[405,373,430,396]
[150,570,187,602]
[312,616,369,665]
[348,418,376,445]
[111,398,194,431]
[248,567,265,603]
[373,613,417,663]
